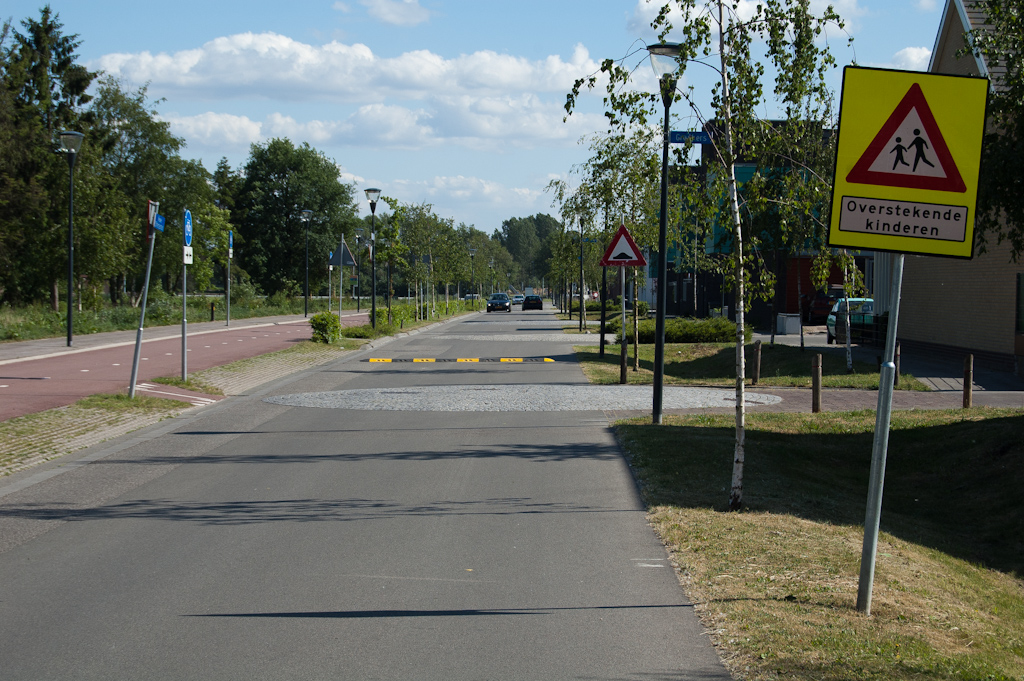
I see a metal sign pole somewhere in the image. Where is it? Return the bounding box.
[620,264,628,384]
[225,231,231,327]
[857,253,905,615]
[182,209,190,381]
[129,216,158,398]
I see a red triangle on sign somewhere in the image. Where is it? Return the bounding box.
[599,224,647,267]
[846,83,966,193]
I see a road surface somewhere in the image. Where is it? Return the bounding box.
[0,309,732,680]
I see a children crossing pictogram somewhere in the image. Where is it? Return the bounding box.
[846,83,965,193]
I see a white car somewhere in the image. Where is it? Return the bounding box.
[512,294,525,305]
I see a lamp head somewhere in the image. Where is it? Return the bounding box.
[647,43,682,80]
[364,187,381,205]
[299,209,313,223]
[58,131,85,154]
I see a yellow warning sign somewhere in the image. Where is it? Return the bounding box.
[828,67,988,258]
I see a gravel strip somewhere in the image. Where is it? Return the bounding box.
[264,384,782,412]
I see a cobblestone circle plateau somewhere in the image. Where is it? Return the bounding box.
[264,384,783,412]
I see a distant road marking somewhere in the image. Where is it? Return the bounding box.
[134,383,219,406]
[367,358,555,363]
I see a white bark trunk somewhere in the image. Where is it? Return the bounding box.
[719,1,746,512]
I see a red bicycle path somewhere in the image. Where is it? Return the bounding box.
[0,312,369,422]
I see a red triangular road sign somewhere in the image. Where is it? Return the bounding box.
[599,224,647,267]
[846,83,966,193]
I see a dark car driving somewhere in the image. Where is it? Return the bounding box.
[522,295,543,310]
[486,292,511,312]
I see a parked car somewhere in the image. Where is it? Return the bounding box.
[803,286,844,324]
[486,292,512,312]
[522,295,543,310]
[512,294,525,305]
[827,298,873,344]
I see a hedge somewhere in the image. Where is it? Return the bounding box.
[611,316,751,344]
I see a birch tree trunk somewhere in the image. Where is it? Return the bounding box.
[719,0,747,512]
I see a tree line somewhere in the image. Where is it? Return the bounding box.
[1,6,573,314]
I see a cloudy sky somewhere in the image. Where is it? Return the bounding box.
[7,0,950,229]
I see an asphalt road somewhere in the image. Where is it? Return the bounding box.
[0,310,731,680]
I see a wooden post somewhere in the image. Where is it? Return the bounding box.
[812,353,822,413]
[751,339,761,386]
[963,354,973,409]
[210,301,215,322]
[894,342,900,387]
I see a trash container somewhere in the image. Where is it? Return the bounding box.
[776,313,801,335]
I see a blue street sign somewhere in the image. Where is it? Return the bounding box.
[154,214,165,232]
[184,209,193,246]
[229,230,233,248]
[670,130,711,145]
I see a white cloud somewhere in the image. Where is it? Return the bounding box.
[160,99,606,155]
[336,165,364,185]
[892,46,932,71]
[162,112,263,148]
[361,0,430,27]
[390,175,547,220]
[92,34,600,103]
[914,0,938,10]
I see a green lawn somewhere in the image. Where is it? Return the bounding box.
[575,341,928,390]
[619,407,1024,680]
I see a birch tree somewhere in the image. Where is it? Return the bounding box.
[566,0,844,510]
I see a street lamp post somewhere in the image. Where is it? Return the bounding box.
[648,42,681,425]
[468,248,476,310]
[354,228,364,313]
[579,223,585,332]
[365,188,381,328]
[299,209,313,317]
[384,236,393,324]
[58,131,84,347]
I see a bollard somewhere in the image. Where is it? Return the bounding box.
[963,354,973,409]
[894,342,901,387]
[752,339,761,386]
[812,353,822,413]
[210,301,215,322]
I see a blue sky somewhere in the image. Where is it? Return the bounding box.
[5,0,950,230]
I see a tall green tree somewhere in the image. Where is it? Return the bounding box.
[88,77,188,303]
[235,138,360,296]
[1,6,96,306]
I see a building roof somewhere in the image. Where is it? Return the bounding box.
[929,0,1006,87]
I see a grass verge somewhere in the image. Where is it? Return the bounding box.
[575,342,928,390]
[1,394,187,475]
[150,375,225,395]
[618,407,1024,680]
